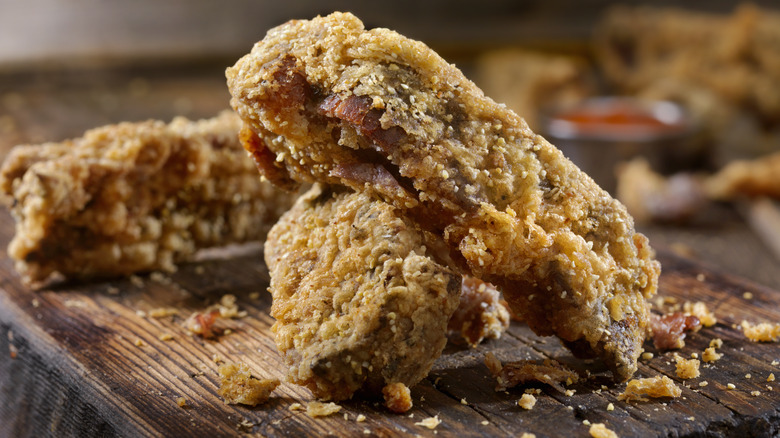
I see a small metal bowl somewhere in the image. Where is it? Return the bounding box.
[541,97,703,194]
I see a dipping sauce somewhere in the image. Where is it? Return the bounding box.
[546,98,691,141]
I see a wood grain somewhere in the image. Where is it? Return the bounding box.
[1,202,779,437]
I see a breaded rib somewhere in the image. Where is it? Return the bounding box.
[265,185,460,402]
[0,111,293,285]
[227,12,660,380]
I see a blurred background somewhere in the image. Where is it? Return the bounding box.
[2,0,780,287]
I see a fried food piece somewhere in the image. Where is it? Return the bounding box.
[617,375,681,402]
[484,352,579,393]
[218,362,280,406]
[264,185,461,401]
[383,382,413,413]
[0,111,293,285]
[705,152,780,201]
[228,12,660,381]
[447,276,510,347]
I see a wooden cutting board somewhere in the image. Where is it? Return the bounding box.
[1,206,779,438]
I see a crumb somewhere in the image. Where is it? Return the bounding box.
[768,373,776,382]
[727,383,736,389]
[583,420,591,426]
[699,381,708,387]
[589,423,618,438]
[746,374,752,379]
[641,352,654,360]
[107,286,120,295]
[521,434,536,438]
[186,311,220,338]
[709,338,723,349]
[687,416,695,421]
[356,414,366,422]
[249,292,261,300]
[64,300,87,308]
[772,360,779,366]
[8,343,17,359]
[306,401,342,418]
[148,307,178,318]
[194,265,205,275]
[31,298,40,308]
[218,362,279,406]
[135,310,147,318]
[134,339,145,347]
[130,275,144,288]
[743,291,753,300]
[414,416,441,430]
[383,382,413,413]
[702,347,722,363]
[289,403,303,411]
[158,333,174,341]
[217,294,241,318]
[618,376,682,402]
[565,389,576,396]
[607,403,615,411]
[518,393,536,410]
[177,397,187,407]
[343,413,348,421]
[691,353,698,359]
[601,385,609,391]
[224,329,233,335]
[696,274,705,282]
[751,390,761,396]
[212,354,223,364]
[675,356,701,379]
[683,301,717,327]
[481,420,490,426]
[741,320,780,342]
[460,398,468,405]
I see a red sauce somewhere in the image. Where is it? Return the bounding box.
[550,99,688,139]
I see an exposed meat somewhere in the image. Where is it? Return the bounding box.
[484,352,579,393]
[650,312,702,350]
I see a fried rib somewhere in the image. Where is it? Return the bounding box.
[265,185,460,401]
[228,12,660,380]
[0,111,294,285]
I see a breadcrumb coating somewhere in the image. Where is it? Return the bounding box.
[264,185,460,401]
[228,12,659,381]
[0,111,293,285]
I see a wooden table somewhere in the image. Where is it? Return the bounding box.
[1,65,779,437]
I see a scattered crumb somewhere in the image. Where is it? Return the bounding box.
[675,356,701,379]
[218,362,279,406]
[699,381,708,387]
[460,398,468,405]
[217,294,241,318]
[481,420,490,426]
[148,307,179,318]
[521,434,536,438]
[177,397,187,407]
[741,320,780,342]
[8,343,17,359]
[223,329,233,335]
[130,275,144,287]
[751,391,761,396]
[687,416,696,421]
[249,291,261,300]
[289,403,303,411]
[107,286,120,295]
[618,376,682,402]
[565,389,576,397]
[746,374,752,379]
[583,420,591,426]
[31,298,40,308]
[641,352,654,360]
[709,338,723,349]
[518,393,536,410]
[134,339,145,347]
[743,291,753,300]
[727,383,736,390]
[607,403,615,411]
[696,273,705,282]
[212,354,223,364]
[414,416,441,430]
[306,401,342,418]
[484,352,579,392]
[135,310,147,318]
[768,373,776,382]
[690,353,699,359]
[383,382,412,413]
[589,422,618,438]
[772,360,779,366]
[702,347,722,363]
[683,301,717,327]
[356,414,366,422]
[343,413,348,421]
[158,333,174,341]
[64,300,87,308]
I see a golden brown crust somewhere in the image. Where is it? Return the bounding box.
[0,111,294,285]
[264,185,461,401]
[447,276,510,347]
[228,12,660,381]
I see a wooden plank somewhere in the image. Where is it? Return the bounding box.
[1,203,779,437]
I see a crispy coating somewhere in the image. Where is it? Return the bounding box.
[264,185,461,401]
[448,276,510,347]
[0,111,294,285]
[217,362,280,406]
[228,13,659,381]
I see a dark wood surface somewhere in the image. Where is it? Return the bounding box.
[1,200,779,437]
